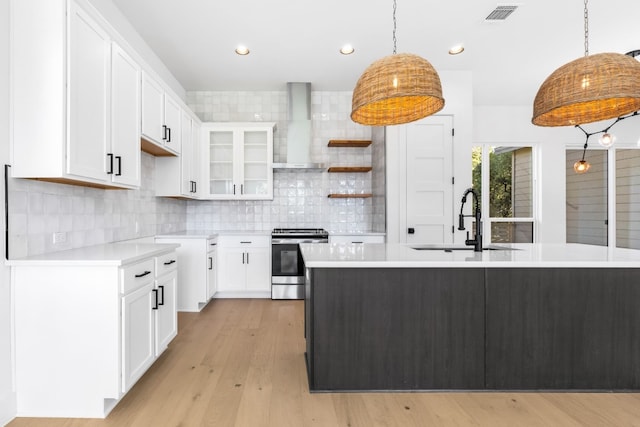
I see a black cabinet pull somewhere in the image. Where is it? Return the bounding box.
[162,125,167,141]
[152,289,159,310]
[135,270,152,278]
[167,127,171,142]
[107,153,114,174]
[240,184,244,194]
[115,156,122,176]
[240,241,251,244]
[233,184,236,195]
[246,252,249,264]
[242,253,245,264]
[408,228,415,234]
[158,285,165,306]
[210,242,217,246]
[163,259,176,265]
[193,181,197,193]
[208,256,213,270]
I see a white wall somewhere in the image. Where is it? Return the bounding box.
[0,0,16,422]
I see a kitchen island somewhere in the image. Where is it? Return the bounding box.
[300,243,640,392]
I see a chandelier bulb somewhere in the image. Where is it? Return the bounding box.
[598,132,616,148]
[574,159,591,174]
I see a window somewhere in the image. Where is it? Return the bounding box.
[472,145,536,243]
[565,147,640,249]
[565,149,607,246]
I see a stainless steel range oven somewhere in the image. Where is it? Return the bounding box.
[271,228,329,299]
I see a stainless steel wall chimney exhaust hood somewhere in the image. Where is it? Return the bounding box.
[273,82,325,171]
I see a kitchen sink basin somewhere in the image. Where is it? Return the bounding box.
[410,244,519,252]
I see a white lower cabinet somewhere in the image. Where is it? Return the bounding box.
[11,245,178,418]
[217,235,271,297]
[155,235,217,311]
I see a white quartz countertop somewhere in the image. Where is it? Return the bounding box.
[300,243,640,268]
[155,231,218,239]
[6,243,180,267]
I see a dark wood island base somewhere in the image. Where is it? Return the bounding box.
[305,267,640,391]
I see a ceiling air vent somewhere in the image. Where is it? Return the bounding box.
[485,5,519,21]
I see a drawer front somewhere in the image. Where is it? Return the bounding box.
[218,235,269,248]
[121,258,155,294]
[156,251,178,277]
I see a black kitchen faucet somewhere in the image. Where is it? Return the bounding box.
[458,188,483,252]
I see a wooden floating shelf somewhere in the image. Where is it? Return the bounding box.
[327,193,373,199]
[327,166,372,173]
[327,139,372,148]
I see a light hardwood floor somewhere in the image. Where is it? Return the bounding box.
[9,298,640,427]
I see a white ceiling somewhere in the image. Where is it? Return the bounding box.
[110,0,640,106]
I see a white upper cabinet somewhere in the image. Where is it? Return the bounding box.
[155,109,201,199]
[110,43,141,187]
[67,2,111,183]
[141,72,181,156]
[10,0,140,189]
[204,122,275,200]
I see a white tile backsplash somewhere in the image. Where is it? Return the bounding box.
[7,152,186,258]
[187,90,380,233]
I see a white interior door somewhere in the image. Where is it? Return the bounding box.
[405,116,454,244]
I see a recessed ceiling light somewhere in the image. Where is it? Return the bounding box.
[235,45,250,55]
[449,44,465,55]
[340,44,355,55]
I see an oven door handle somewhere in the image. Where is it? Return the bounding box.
[272,239,328,244]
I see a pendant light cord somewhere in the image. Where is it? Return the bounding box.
[392,0,397,54]
[583,0,589,57]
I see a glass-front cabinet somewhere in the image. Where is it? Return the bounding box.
[203,122,275,200]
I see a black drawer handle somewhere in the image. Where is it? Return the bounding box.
[163,260,176,265]
[135,270,152,278]
[240,241,252,244]
[210,242,217,246]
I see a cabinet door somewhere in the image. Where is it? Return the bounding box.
[208,129,236,197]
[163,95,182,154]
[218,247,247,291]
[67,3,110,182]
[245,246,271,291]
[155,271,178,356]
[122,282,155,393]
[180,111,193,195]
[141,72,164,145]
[240,129,272,198]
[111,43,141,187]
[207,247,217,299]
[191,120,202,197]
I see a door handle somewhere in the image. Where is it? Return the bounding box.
[158,285,165,306]
[209,256,213,270]
[115,156,122,176]
[408,228,415,234]
[162,125,168,141]
[107,153,114,174]
[152,289,159,310]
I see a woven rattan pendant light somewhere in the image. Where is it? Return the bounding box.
[351,0,444,126]
[532,0,640,127]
